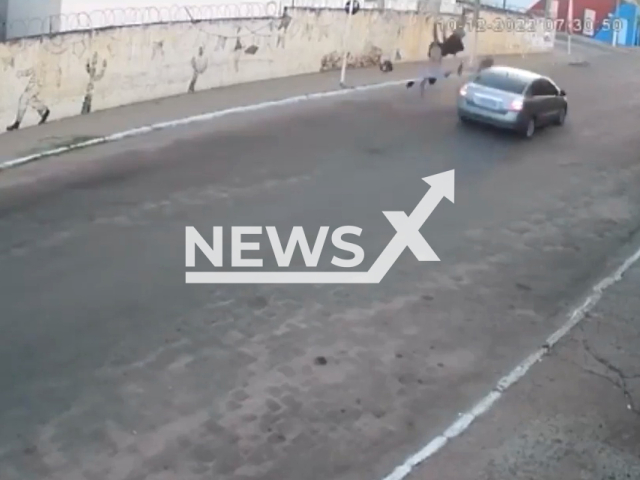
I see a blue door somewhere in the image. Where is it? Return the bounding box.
[616,18,628,45]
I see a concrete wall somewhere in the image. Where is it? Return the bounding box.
[0,7,553,133]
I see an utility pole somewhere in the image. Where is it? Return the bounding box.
[470,0,480,68]
[339,0,356,87]
[566,0,572,55]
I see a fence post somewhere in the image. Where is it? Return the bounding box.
[470,0,480,68]
[566,0,572,55]
[339,0,356,87]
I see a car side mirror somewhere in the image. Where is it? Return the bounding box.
[559,89,566,96]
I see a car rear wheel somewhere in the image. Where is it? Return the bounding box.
[555,107,567,126]
[521,118,535,138]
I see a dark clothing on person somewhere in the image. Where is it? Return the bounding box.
[440,33,465,57]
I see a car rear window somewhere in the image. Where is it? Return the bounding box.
[473,71,528,94]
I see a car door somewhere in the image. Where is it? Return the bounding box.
[545,78,566,114]
[524,80,548,125]
[536,79,562,125]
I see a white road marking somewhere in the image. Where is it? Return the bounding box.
[0,78,414,172]
[380,244,640,480]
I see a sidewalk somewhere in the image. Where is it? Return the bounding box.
[555,31,640,54]
[412,249,640,480]
[0,53,557,165]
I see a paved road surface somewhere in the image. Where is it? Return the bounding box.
[1,51,640,480]
[412,254,640,480]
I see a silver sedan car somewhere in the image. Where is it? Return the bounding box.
[457,66,568,138]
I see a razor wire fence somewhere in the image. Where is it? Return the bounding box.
[1,0,420,40]
[475,0,529,13]
[457,0,544,17]
[2,2,280,39]
[291,0,420,10]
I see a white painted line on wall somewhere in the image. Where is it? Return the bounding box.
[379,243,640,480]
[0,78,413,172]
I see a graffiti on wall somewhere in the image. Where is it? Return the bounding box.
[188,46,209,93]
[276,12,292,48]
[1,56,14,71]
[183,16,279,89]
[6,67,50,131]
[0,7,293,131]
[320,44,383,71]
[82,52,107,114]
[151,40,165,59]
[0,6,326,132]
[231,31,260,72]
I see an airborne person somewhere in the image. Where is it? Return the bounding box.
[406,9,494,98]
[406,12,467,97]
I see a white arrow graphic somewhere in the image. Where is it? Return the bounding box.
[367,169,454,283]
[185,169,455,284]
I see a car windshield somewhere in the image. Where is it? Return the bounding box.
[473,71,529,94]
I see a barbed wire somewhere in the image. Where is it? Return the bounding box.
[2,2,285,39]
[478,0,529,13]
[290,0,419,10]
[0,0,422,38]
[457,0,544,16]
[1,0,550,41]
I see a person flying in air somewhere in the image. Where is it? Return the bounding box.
[406,13,467,96]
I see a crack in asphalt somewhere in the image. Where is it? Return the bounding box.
[580,334,640,417]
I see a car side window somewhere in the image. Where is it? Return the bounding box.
[529,80,545,97]
[539,79,559,96]
[529,79,558,97]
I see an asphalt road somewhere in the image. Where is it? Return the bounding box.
[1,51,640,480]
[412,253,640,480]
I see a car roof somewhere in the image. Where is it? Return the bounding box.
[479,66,542,82]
